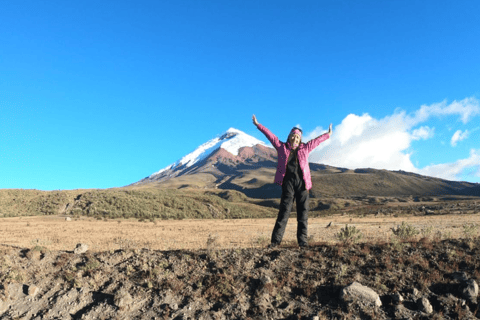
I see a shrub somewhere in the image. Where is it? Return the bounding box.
[206,234,218,251]
[392,221,419,240]
[463,223,478,239]
[335,224,362,244]
[255,235,269,247]
[420,226,434,238]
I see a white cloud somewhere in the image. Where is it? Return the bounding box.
[419,149,480,181]
[303,126,326,142]
[412,126,435,140]
[410,97,480,125]
[308,112,416,172]
[451,130,470,147]
[306,97,480,182]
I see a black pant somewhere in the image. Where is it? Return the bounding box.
[271,174,309,245]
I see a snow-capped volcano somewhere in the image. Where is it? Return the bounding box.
[132,128,480,198]
[136,128,275,185]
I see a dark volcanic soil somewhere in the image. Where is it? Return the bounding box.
[2,237,480,320]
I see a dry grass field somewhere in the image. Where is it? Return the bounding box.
[3,204,480,319]
[2,212,480,252]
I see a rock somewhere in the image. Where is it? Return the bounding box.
[28,285,39,296]
[74,243,88,254]
[462,279,479,303]
[412,288,420,297]
[417,297,433,314]
[65,217,72,221]
[26,249,41,261]
[392,292,404,303]
[260,275,272,285]
[114,288,133,311]
[340,281,382,307]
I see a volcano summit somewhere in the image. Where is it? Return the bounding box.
[135,128,277,187]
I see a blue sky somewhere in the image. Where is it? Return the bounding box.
[1,0,479,190]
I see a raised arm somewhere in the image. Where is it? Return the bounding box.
[305,123,332,153]
[252,114,281,150]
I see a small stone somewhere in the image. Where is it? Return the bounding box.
[260,275,272,285]
[341,281,382,307]
[28,285,39,297]
[74,243,88,254]
[412,288,420,297]
[114,288,133,311]
[65,217,72,221]
[26,249,41,261]
[417,297,433,314]
[462,279,479,302]
[393,292,404,303]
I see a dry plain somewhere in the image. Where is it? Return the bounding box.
[3,204,480,319]
[2,212,480,252]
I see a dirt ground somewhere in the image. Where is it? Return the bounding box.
[1,212,480,252]
[3,203,480,319]
[2,223,480,319]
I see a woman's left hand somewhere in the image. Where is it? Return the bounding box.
[252,115,259,126]
[328,123,333,136]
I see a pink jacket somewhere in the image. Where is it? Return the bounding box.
[256,123,330,190]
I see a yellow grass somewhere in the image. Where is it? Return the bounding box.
[2,214,480,252]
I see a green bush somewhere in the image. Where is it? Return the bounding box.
[463,223,478,239]
[392,221,419,240]
[335,224,362,244]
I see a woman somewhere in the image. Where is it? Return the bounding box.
[252,115,332,248]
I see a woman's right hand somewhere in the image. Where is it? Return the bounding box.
[252,114,259,126]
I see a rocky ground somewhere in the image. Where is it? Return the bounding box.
[2,234,480,320]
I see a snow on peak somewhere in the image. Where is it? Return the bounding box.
[150,128,268,177]
[225,127,243,134]
[219,128,267,156]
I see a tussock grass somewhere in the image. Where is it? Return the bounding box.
[0,189,84,217]
[72,188,276,220]
[0,188,278,220]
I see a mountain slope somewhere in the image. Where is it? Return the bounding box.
[133,128,480,198]
[134,128,276,186]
